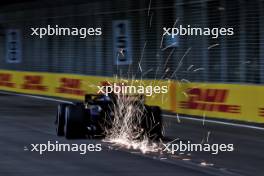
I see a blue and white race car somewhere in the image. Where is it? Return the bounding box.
[55,94,163,140]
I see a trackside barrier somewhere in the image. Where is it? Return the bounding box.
[0,69,263,123]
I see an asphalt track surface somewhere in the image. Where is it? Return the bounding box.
[0,93,263,176]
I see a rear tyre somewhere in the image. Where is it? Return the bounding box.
[146,106,163,140]
[56,103,68,136]
[65,104,86,139]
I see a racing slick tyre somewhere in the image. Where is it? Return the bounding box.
[64,104,86,139]
[146,106,163,140]
[56,103,68,136]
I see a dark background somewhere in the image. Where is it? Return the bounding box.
[0,0,262,84]
[0,1,263,176]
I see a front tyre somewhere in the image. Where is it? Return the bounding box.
[56,103,68,136]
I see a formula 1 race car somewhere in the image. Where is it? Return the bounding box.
[55,94,163,140]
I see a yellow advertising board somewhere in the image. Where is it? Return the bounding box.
[169,82,264,123]
[0,70,171,109]
[0,69,263,123]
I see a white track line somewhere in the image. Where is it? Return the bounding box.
[0,91,73,104]
[1,90,264,131]
[163,114,264,131]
